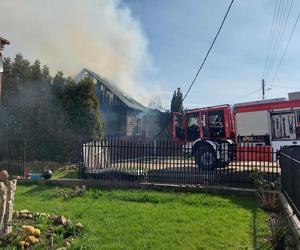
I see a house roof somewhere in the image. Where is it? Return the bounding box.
[76,68,147,112]
[0,37,10,46]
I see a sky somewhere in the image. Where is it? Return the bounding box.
[123,0,300,108]
[2,0,300,109]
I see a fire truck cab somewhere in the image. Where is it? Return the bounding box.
[173,105,235,169]
[173,93,300,170]
[173,104,235,142]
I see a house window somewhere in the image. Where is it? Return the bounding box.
[271,112,296,140]
[135,116,143,135]
[106,91,113,106]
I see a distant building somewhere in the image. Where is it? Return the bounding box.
[76,69,164,139]
[0,37,10,104]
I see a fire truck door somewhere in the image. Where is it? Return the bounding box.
[200,111,209,138]
[186,112,200,141]
[173,113,184,141]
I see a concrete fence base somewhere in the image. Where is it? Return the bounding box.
[18,178,256,196]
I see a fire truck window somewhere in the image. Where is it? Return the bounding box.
[175,115,184,140]
[271,112,296,140]
[186,113,200,141]
[208,111,225,138]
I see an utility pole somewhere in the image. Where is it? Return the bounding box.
[262,79,265,100]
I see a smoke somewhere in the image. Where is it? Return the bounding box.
[0,0,154,104]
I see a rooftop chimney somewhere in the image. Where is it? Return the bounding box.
[0,37,10,104]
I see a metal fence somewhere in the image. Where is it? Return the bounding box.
[80,139,280,188]
[0,144,25,177]
[280,146,300,218]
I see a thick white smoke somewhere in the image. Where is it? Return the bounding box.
[0,0,154,104]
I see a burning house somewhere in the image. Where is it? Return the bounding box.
[76,68,164,139]
[0,37,10,104]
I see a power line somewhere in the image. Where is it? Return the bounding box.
[273,0,293,59]
[151,0,235,140]
[264,0,295,80]
[263,0,284,79]
[271,11,300,83]
[182,0,235,101]
[263,0,279,79]
[269,84,300,90]
[233,88,261,103]
[266,0,294,80]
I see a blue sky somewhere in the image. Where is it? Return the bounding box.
[123,0,300,109]
[2,0,300,109]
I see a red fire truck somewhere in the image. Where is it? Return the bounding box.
[173,94,300,169]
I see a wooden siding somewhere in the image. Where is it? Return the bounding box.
[88,74,162,138]
[126,110,143,136]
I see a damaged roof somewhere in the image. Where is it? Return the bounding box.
[0,37,10,46]
[76,68,147,112]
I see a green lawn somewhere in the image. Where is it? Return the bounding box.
[51,165,79,179]
[14,184,271,250]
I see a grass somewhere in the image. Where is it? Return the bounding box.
[51,165,79,179]
[26,161,78,179]
[13,184,271,250]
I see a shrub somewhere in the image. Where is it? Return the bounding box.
[53,185,86,200]
[251,171,280,212]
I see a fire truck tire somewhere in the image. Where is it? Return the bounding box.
[194,145,217,170]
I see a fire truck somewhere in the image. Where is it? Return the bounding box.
[173,93,300,170]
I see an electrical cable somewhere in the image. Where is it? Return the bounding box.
[271,12,300,83]
[264,0,284,79]
[151,0,235,140]
[182,0,235,101]
[263,0,279,79]
[267,0,294,80]
[269,84,300,90]
[233,89,261,103]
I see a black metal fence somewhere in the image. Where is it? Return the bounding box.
[280,146,300,218]
[80,139,280,188]
[0,144,25,177]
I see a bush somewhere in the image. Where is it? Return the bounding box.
[251,171,280,211]
[53,185,86,200]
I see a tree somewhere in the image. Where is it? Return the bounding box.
[61,77,104,142]
[52,71,65,97]
[11,54,31,83]
[170,87,183,113]
[0,54,105,162]
[2,54,31,103]
[30,60,42,81]
[41,65,51,83]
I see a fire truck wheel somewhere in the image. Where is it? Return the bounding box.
[194,146,217,170]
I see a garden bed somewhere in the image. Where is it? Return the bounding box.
[0,210,82,249]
